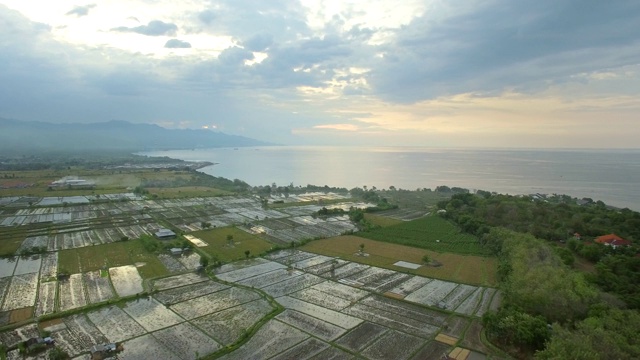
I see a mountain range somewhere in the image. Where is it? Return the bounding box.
[0,118,270,153]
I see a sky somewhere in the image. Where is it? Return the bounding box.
[1,0,639,148]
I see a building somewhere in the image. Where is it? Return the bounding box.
[155,228,176,239]
[595,233,631,249]
[170,248,183,256]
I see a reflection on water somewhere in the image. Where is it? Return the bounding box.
[140,146,640,210]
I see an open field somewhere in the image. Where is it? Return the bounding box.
[190,226,274,262]
[58,240,168,279]
[302,236,497,286]
[364,213,405,227]
[359,215,490,256]
[147,186,231,198]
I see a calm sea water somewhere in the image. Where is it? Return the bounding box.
[141,146,640,210]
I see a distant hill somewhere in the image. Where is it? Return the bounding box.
[0,118,271,153]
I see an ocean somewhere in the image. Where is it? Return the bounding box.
[140,146,640,211]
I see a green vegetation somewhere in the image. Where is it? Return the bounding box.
[190,227,273,262]
[359,215,490,255]
[58,240,169,279]
[537,308,640,359]
[302,235,497,286]
[363,213,404,227]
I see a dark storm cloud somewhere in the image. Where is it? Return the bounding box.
[66,4,96,17]
[164,39,192,48]
[368,0,640,102]
[112,20,178,36]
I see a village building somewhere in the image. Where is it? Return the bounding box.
[594,233,632,249]
[155,228,176,239]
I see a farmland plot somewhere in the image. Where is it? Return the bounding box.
[261,273,325,298]
[269,338,329,360]
[335,321,389,352]
[344,267,397,288]
[58,274,87,311]
[441,284,477,311]
[342,303,439,338]
[388,276,432,297]
[0,323,39,348]
[193,299,274,344]
[109,265,143,297]
[88,305,146,343]
[122,298,183,332]
[215,261,286,283]
[292,254,334,269]
[152,272,209,290]
[311,281,370,303]
[360,329,424,360]
[153,322,220,360]
[154,280,228,305]
[39,253,58,279]
[17,236,48,253]
[304,258,349,276]
[328,262,371,280]
[54,315,108,357]
[0,257,17,277]
[359,296,448,326]
[34,281,56,317]
[290,287,354,311]
[13,255,42,275]
[363,272,413,294]
[218,320,309,360]
[276,309,347,341]
[171,287,261,320]
[455,287,484,316]
[119,333,182,360]
[276,296,363,329]
[489,290,502,311]
[0,277,10,306]
[2,273,38,311]
[84,271,115,304]
[176,252,201,270]
[270,250,318,265]
[442,316,471,338]
[474,288,497,317]
[237,268,303,289]
[213,258,271,275]
[404,280,458,307]
[308,346,354,360]
[410,341,452,360]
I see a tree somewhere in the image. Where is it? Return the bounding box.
[536,309,640,360]
[226,234,234,246]
[244,250,251,259]
[359,243,365,254]
[422,254,430,264]
[199,256,209,268]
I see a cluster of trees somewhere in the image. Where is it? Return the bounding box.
[439,192,640,241]
[481,228,636,357]
[142,172,250,193]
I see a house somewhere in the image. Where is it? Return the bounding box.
[595,233,632,249]
[155,228,176,239]
[170,248,183,256]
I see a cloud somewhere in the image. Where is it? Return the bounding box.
[112,20,178,36]
[164,39,191,48]
[313,124,359,131]
[243,33,273,52]
[66,4,96,17]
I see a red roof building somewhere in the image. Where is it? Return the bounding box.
[595,233,632,248]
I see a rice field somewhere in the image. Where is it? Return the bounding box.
[109,265,143,297]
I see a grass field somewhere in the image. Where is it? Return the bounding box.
[359,215,491,256]
[0,227,26,256]
[58,240,169,279]
[364,213,404,227]
[190,227,274,262]
[147,186,231,199]
[301,235,497,286]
